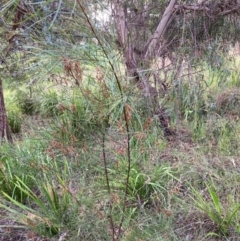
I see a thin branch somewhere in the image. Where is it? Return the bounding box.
[174,4,211,12]
[144,0,177,59]
[48,0,62,30]
[220,4,240,16]
[76,0,122,93]
[173,3,240,16]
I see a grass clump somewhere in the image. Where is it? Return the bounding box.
[0,160,33,203]
[215,88,240,117]
[7,109,22,134]
[38,90,60,117]
[0,141,87,239]
[108,160,175,204]
[4,89,23,134]
[16,89,39,115]
[192,178,240,237]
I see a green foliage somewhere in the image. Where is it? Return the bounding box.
[108,160,175,204]
[192,178,240,236]
[4,89,23,133]
[44,89,106,144]
[191,113,240,154]
[210,118,239,154]
[0,155,33,203]
[2,1,240,240]
[1,177,71,237]
[0,151,80,238]
[38,90,60,117]
[171,77,207,122]
[16,90,39,115]
[7,109,22,133]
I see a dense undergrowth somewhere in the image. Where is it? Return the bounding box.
[1,55,240,241]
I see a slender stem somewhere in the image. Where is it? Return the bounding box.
[102,132,115,240]
[75,3,132,240]
[116,112,131,240]
[76,0,122,93]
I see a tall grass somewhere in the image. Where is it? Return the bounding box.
[1,2,240,241]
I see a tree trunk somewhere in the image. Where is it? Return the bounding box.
[112,0,176,137]
[0,78,12,143]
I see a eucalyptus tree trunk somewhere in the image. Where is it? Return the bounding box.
[0,78,12,143]
[112,0,177,136]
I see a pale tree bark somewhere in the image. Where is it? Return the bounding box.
[112,0,177,136]
[112,0,137,81]
[144,0,177,59]
[0,78,12,143]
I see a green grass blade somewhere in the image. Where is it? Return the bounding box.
[226,203,240,224]
[206,183,222,215]
[1,192,34,213]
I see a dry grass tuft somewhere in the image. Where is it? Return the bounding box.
[215,88,240,116]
